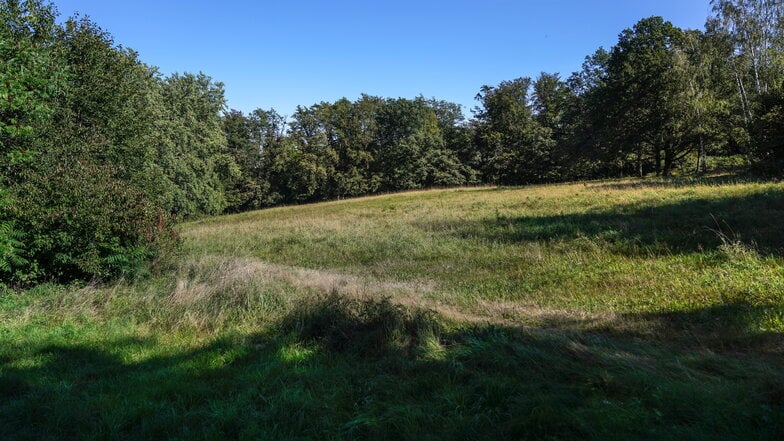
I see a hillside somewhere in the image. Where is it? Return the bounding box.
[2,177,784,439]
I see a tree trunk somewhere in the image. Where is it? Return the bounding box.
[696,135,706,175]
[734,67,751,124]
[638,145,644,177]
[663,147,673,177]
[654,148,662,176]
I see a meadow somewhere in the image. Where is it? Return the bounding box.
[2,176,783,440]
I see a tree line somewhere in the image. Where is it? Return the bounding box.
[1,0,783,285]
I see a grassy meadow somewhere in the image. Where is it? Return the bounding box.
[2,176,784,440]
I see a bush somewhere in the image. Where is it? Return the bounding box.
[1,4,210,285]
[7,158,178,283]
[0,189,27,282]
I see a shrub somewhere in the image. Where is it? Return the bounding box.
[8,158,178,283]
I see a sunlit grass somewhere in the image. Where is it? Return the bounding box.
[2,175,783,439]
[181,176,784,333]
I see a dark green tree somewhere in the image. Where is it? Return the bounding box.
[474,78,556,184]
[752,86,784,171]
[599,17,707,176]
[373,97,468,190]
[427,98,479,183]
[3,6,177,283]
[0,0,62,281]
[711,0,784,172]
[320,96,383,198]
[155,72,228,217]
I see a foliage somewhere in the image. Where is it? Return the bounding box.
[751,85,784,172]
[5,0,784,285]
[474,77,558,184]
[155,72,228,218]
[598,17,692,176]
[373,97,465,190]
[0,1,58,170]
[222,95,472,209]
[0,2,201,284]
[2,1,784,437]
[12,155,173,280]
[0,189,26,282]
[0,0,60,283]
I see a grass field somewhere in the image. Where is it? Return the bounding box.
[2,176,784,440]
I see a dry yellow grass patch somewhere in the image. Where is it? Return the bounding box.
[167,255,631,331]
[170,255,436,306]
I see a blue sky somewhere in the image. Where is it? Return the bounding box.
[52,0,712,117]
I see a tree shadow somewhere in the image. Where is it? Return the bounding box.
[2,297,784,440]
[588,174,764,191]
[627,301,784,354]
[445,188,784,256]
[532,301,784,356]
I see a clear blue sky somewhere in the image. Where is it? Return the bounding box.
[52,0,712,117]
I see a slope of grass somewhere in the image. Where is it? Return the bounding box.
[2,176,784,439]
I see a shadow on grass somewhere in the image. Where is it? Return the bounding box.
[534,301,784,356]
[440,188,784,256]
[2,296,783,440]
[589,174,765,191]
[629,302,784,353]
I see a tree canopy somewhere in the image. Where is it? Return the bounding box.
[2,0,783,285]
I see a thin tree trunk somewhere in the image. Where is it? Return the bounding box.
[696,135,706,175]
[749,42,763,94]
[654,147,661,176]
[734,66,751,124]
[638,145,644,177]
[663,146,673,178]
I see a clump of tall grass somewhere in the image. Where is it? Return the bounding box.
[280,291,442,358]
[705,216,762,267]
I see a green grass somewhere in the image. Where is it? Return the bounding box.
[2,175,784,439]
